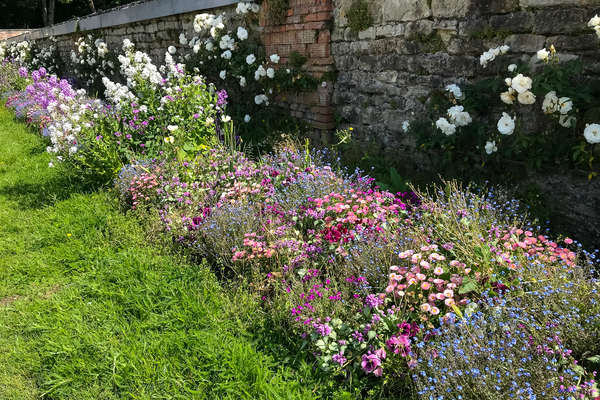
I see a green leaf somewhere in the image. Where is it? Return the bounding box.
[459,277,479,295]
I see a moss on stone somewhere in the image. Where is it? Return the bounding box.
[346,0,373,34]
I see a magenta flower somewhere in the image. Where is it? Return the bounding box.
[361,349,386,377]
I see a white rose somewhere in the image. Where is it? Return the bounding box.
[537,48,550,62]
[445,84,463,100]
[504,77,512,87]
[402,120,410,133]
[588,15,600,27]
[179,33,188,46]
[237,26,249,41]
[485,140,498,154]
[517,90,536,105]
[508,64,517,72]
[266,67,275,79]
[542,91,559,114]
[559,115,576,128]
[239,76,247,87]
[246,54,256,65]
[583,123,600,144]
[511,74,532,94]
[221,50,232,59]
[168,46,176,54]
[500,90,515,105]
[244,114,251,123]
[497,112,516,135]
[219,70,227,80]
[270,54,280,63]
[436,117,456,136]
[205,41,214,51]
[499,45,510,54]
[558,97,573,115]
[167,125,178,132]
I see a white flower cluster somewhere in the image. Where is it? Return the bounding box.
[541,91,575,127]
[588,14,600,38]
[102,76,136,109]
[46,88,103,158]
[236,2,260,14]
[500,73,535,105]
[30,37,60,73]
[0,40,32,64]
[435,84,472,136]
[71,35,115,87]
[480,45,510,68]
[194,13,225,38]
[117,39,163,88]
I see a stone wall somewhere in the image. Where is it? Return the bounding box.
[331,0,600,246]
[332,0,600,143]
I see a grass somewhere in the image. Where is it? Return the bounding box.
[0,106,332,399]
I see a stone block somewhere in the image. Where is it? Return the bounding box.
[533,8,588,34]
[431,0,471,18]
[521,0,600,7]
[379,0,431,23]
[504,34,547,52]
[489,11,534,33]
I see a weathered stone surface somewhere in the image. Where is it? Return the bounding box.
[533,8,589,34]
[521,0,600,7]
[489,11,534,33]
[431,0,471,18]
[379,0,431,22]
[504,34,547,52]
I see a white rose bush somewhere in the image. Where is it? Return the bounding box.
[407,17,600,178]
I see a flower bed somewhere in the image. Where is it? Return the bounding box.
[1,5,600,399]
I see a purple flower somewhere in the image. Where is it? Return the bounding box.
[18,67,28,78]
[364,294,384,309]
[361,349,386,377]
[313,323,331,336]
[216,89,228,107]
[332,353,347,365]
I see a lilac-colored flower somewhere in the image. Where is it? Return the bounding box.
[364,293,384,309]
[332,352,347,365]
[216,89,228,107]
[313,323,331,336]
[18,67,28,78]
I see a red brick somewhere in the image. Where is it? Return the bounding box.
[318,29,330,43]
[304,11,331,23]
[309,43,330,58]
[297,30,316,44]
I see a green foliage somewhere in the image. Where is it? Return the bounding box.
[265,0,289,25]
[346,0,373,34]
[0,106,338,400]
[289,51,308,69]
[408,31,446,53]
[408,58,600,180]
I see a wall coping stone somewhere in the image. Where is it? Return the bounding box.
[2,0,238,43]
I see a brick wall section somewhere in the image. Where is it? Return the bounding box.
[0,30,30,40]
[260,0,336,131]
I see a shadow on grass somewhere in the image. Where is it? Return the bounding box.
[0,174,94,210]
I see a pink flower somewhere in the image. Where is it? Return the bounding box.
[433,266,444,275]
[421,282,431,290]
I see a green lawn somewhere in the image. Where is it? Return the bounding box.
[0,106,327,399]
